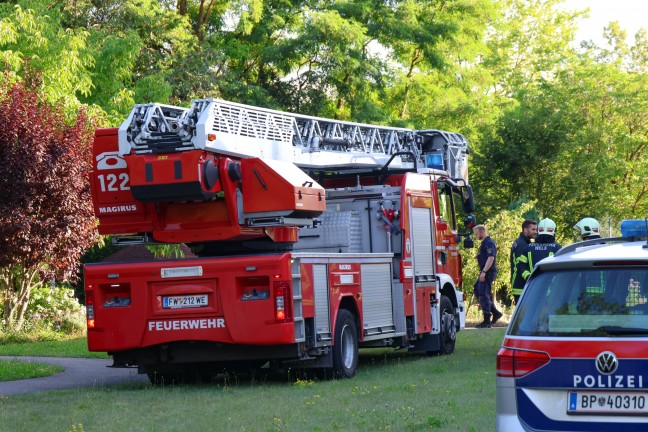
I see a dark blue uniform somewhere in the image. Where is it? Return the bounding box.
[510,233,532,302]
[475,236,497,315]
[518,235,562,282]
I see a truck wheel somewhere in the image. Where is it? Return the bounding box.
[429,295,456,356]
[331,309,359,378]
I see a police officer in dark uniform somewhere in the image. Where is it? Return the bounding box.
[473,224,502,328]
[518,218,562,283]
[510,219,537,304]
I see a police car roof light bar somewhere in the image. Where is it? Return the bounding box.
[620,219,648,240]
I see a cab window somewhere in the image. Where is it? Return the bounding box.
[437,184,458,231]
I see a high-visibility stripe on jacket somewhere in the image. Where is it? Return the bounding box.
[510,233,531,295]
[519,241,562,281]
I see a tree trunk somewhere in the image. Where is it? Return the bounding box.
[399,83,410,119]
[178,0,187,15]
[399,48,421,120]
[0,265,41,331]
[1,267,12,327]
[14,269,39,331]
[195,0,217,42]
[335,74,351,119]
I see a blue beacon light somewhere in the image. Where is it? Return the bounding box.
[620,219,648,238]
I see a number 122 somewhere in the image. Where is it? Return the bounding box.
[97,173,130,192]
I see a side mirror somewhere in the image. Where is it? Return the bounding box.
[462,185,475,214]
[463,214,476,229]
[463,236,474,249]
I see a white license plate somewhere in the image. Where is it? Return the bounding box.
[568,391,648,415]
[163,294,208,309]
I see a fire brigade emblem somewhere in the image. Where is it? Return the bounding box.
[96,151,127,170]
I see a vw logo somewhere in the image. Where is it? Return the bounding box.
[596,351,618,375]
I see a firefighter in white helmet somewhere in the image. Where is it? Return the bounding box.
[574,217,601,241]
[518,218,562,283]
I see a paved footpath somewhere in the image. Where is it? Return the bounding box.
[0,356,148,396]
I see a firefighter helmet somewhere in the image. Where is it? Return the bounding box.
[574,217,600,239]
[537,218,557,236]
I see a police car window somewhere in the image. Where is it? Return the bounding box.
[509,268,648,336]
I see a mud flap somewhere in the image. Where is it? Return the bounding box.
[409,333,440,352]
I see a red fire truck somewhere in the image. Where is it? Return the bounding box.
[85,99,476,383]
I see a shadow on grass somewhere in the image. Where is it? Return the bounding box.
[133,347,439,389]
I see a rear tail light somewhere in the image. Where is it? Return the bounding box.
[497,348,550,378]
[86,296,95,329]
[273,280,292,322]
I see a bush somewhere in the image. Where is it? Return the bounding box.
[23,285,86,336]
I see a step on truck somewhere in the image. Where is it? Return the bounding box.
[85,99,477,383]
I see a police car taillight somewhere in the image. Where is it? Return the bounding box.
[496,348,550,378]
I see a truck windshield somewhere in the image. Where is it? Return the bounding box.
[508,267,648,337]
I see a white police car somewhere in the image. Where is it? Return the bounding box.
[497,220,648,431]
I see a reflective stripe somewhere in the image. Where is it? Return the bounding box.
[512,254,527,288]
[522,251,534,280]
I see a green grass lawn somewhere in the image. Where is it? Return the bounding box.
[0,337,107,359]
[0,337,108,381]
[0,360,64,382]
[0,328,505,432]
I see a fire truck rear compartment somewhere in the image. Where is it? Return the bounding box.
[85,254,299,352]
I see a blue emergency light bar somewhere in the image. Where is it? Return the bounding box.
[620,219,648,237]
[425,154,444,170]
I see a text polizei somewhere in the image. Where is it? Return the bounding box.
[573,374,645,388]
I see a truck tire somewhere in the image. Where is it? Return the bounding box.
[428,295,456,356]
[331,309,359,378]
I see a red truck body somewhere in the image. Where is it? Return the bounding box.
[85,102,474,381]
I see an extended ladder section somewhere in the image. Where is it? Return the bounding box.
[118,99,469,180]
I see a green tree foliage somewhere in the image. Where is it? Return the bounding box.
[0,69,99,331]
[383,0,497,128]
[280,6,374,118]
[484,0,583,97]
[213,0,313,108]
[0,1,94,108]
[60,0,192,119]
[463,202,549,306]
[474,47,648,229]
[471,1,647,230]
